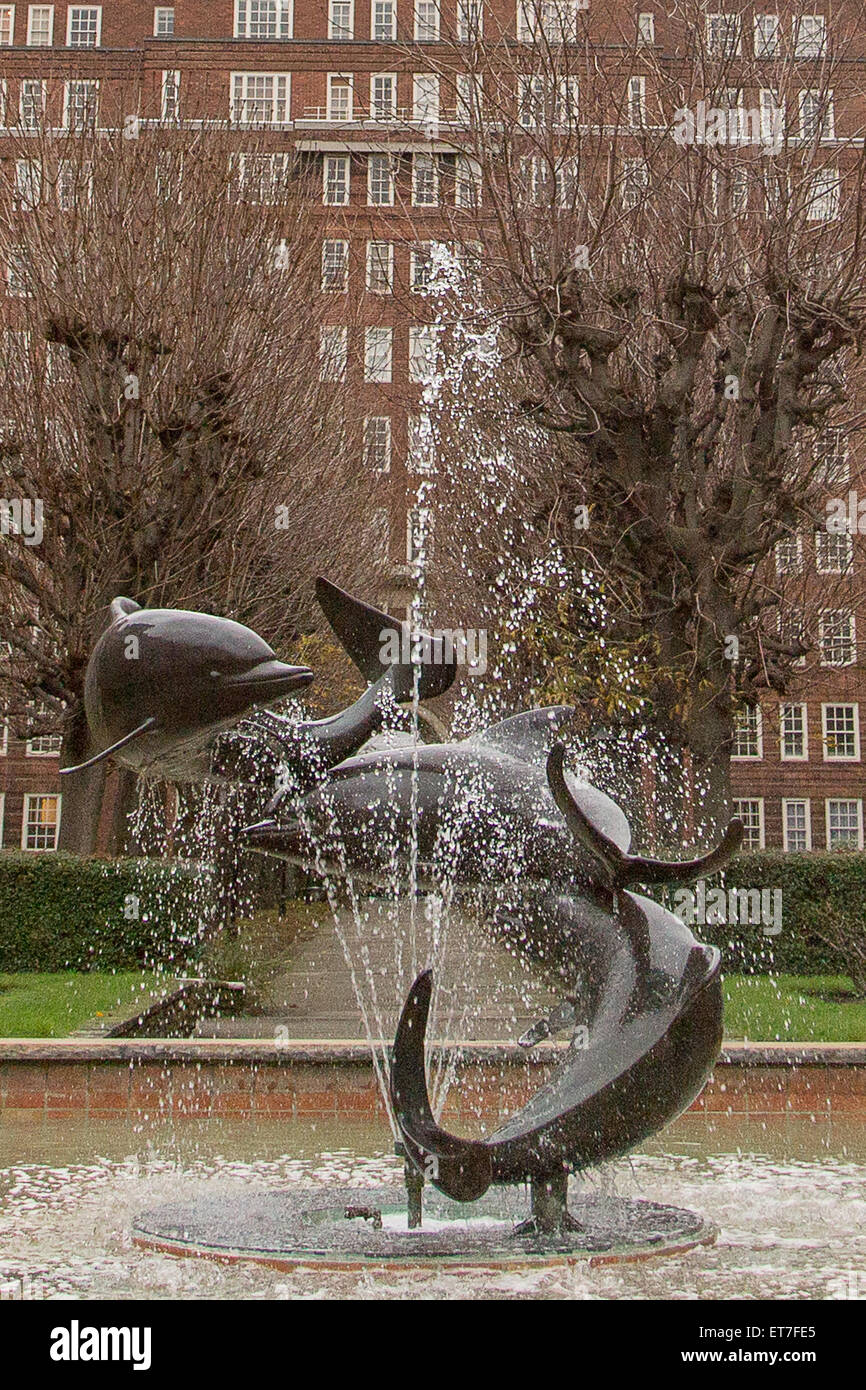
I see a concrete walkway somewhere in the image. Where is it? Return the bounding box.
[194,900,557,1043]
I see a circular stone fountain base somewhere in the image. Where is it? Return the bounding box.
[132,1187,716,1270]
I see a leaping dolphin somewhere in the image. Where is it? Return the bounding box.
[63,578,457,785]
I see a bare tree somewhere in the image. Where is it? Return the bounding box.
[403,0,866,838]
[0,114,377,852]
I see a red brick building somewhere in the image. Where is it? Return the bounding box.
[0,1,863,852]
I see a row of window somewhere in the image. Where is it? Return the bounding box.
[733,703,864,762]
[322,237,444,294]
[362,412,434,472]
[775,608,856,668]
[0,4,104,46]
[0,723,62,756]
[0,6,830,54]
[320,147,480,209]
[320,322,438,384]
[735,798,863,852]
[776,529,855,577]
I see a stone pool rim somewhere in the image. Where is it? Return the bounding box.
[2,1039,864,1122]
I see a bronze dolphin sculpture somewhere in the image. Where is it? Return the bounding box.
[240,716,742,1222]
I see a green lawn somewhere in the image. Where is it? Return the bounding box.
[723,974,866,1042]
[0,969,864,1041]
[0,972,167,1038]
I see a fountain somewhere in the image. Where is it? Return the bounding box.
[60,578,745,1268]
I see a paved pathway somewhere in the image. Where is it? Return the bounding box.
[195,899,556,1042]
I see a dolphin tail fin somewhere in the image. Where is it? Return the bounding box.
[315,576,456,701]
[546,743,744,889]
[60,717,157,776]
[390,970,493,1202]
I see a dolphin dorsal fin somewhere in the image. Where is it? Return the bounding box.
[469,706,575,766]
[110,597,141,622]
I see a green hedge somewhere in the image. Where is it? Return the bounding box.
[657,850,866,976]
[0,852,215,973]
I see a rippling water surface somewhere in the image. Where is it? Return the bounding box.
[1,1113,864,1300]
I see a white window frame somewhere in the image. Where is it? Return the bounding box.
[364,326,393,383]
[319,324,348,381]
[753,13,780,57]
[366,239,394,293]
[230,72,291,127]
[63,78,100,131]
[775,533,802,575]
[410,240,434,291]
[793,14,827,59]
[732,705,763,760]
[0,719,7,754]
[154,6,174,37]
[27,4,54,44]
[819,609,855,666]
[821,703,860,762]
[370,72,398,121]
[779,702,808,761]
[637,12,654,44]
[0,791,4,848]
[412,72,439,125]
[321,237,349,292]
[234,0,292,40]
[409,323,438,382]
[25,730,62,756]
[323,153,350,204]
[66,5,102,47]
[457,0,482,38]
[408,412,435,472]
[0,4,14,44]
[21,792,61,850]
[363,415,392,473]
[825,799,863,851]
[732,798,765,850]
[412,151,438,205]
[627,74,645,126]
[19,78,46,129]
[328,0,353,38]
[706,11,741,57]
[327,72,354,121]
[799,88,834,141]
[367,152,394,206]
[161,69,181,122]
[814,526,852,574]
[807,168,840,222]
[782,799,811,852]
[371,0,396,40]
[414,0,439,41]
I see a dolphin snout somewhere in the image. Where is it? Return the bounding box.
[237,816,307,861]
[221,660,314,697]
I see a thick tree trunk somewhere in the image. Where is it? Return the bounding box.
[57,703,106,856]
[57,703,137,856]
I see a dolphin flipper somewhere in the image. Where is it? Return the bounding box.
[546,743,744,889]
[59,717,158,776]
[315,576,456,701]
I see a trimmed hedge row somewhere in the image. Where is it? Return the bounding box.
[658,850,866,976]
[1,847,863,978]
[0,852,215,973]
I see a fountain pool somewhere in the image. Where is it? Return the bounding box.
[1,1110,864,1300]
